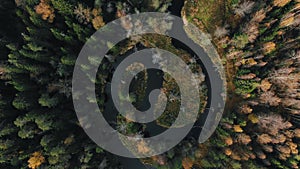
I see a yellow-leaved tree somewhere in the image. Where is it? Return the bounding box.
[35,0,55,23]
[182,157,194,169]
[28,151,45,169]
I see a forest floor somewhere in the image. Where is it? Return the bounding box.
[182,0,241,112]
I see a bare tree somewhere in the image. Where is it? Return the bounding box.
[214,25,229,38]
[257,114,292,136]
[260,91,281,106]
[234,1,255,17]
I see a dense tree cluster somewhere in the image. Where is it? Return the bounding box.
[0,0,174,168]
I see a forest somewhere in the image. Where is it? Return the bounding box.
[0,0,299,169]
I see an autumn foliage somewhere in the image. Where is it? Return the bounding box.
[28,152,45,169]
[35,0,55,22]
[0,0,299,169]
